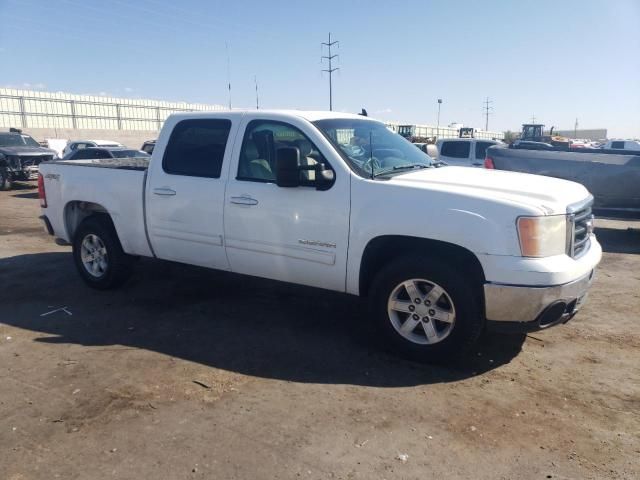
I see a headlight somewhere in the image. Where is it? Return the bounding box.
[517,215,567,257]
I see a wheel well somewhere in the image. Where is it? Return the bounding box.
[359,236,486,297]
[64,201,111,240]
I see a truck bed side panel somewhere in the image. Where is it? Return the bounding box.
[40,163,152,257]
[489,147,640,211]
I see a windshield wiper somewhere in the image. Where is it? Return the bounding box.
[373,163,430,177]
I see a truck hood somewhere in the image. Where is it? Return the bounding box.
[390,166,590,214]
[0,146,57,156]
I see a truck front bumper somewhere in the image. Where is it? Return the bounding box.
[484,270,595,333]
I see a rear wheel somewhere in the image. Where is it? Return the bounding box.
[369,255,483,362]
[72,216,134,289]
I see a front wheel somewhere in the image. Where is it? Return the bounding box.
[0,169,13,191]
[72,216,134,289]
[369,255,484,362]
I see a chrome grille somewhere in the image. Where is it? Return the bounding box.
[19,155,52,167]
[568,198,594,258]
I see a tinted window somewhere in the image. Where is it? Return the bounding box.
[72,149,111,159]
[111,149,150,158]
[163,119,231,178]
[611,141,625,149]
[440,141,470,158]
[475,141,494,159]
[238,120,329,184]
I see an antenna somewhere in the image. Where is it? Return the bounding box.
[321,32,339,111]
[369,131,374,180]
[254,75,259,110]
[483,97,493,131]
[225,41,232,110]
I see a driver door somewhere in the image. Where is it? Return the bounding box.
[224,118,350,292]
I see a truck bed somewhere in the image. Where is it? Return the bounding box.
[48,157,151,171]
[487,146,640,214]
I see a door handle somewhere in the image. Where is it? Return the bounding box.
[230,196,258,206]
[153,187,176,196]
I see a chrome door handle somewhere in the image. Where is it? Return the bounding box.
[153,187,176,196]
[230,196,258,206]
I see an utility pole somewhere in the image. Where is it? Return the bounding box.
[436,99,442,138]
[321,33,339,111]
[254,75,259,110]
[225,41,232,110]
[574,118,578,139]
[531,115,536,123]
[483,97,493,131]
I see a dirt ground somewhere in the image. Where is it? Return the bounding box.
[1,182,639,480]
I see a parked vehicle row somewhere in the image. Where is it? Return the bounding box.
[38,110,601,362]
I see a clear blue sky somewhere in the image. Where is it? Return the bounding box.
[1,0,639,137]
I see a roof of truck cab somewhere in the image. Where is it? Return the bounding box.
[168,110,375,122]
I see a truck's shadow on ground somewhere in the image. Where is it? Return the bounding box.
[2,251,527,387]
[594,226,640,255]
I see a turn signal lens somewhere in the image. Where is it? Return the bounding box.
[517,215,567,257]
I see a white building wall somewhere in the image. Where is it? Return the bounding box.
[0,88,225,132]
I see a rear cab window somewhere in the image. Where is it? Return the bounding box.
[440,141,470,158]
[163,119,232,178]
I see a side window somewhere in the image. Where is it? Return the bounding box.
[610,141,625,149]
[91,149,111,159]
[71,149,95,160]
[441,141,470,158]
[237,120,329,185]
[475,141,494,160]
[163,119,232,178]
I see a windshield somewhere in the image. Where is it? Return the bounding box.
[313,118,433,177]
[110,149,150,158]
[0,133,41,148]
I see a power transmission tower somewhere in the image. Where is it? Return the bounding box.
[530,115,536,123]
[483,97,493,131]
[321,33,339,111]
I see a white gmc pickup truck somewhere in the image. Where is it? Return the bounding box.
[38,110,601,361]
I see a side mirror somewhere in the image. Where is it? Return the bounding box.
[275,147,301,188]
[314,163,335,191]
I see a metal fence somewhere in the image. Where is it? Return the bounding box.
[387,122,504,141]
[0,88,225,132]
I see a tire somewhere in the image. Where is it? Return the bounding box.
[369,255,484,363]
[0,170,13,191]
[72,215,134,290]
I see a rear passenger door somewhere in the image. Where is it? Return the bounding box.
[145,117,236,270]
[439,141,472,166]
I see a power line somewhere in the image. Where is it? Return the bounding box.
[321,33,339,111]
[483,97,493,131]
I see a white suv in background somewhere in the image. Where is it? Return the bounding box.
[602,140,640,151]
[436,138,502,167]
[62,139,124,158]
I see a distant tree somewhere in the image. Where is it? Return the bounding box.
[503,130,517,143]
